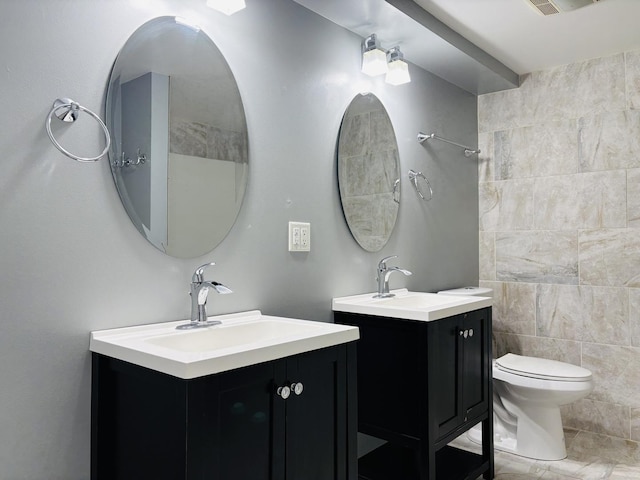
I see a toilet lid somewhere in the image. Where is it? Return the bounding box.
[495,353,592,382]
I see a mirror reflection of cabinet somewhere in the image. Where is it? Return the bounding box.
[106,17,248,258]
[337,93,400,252]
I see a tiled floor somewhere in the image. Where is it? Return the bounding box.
[452,429,640,479]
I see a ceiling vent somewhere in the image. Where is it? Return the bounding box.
[526,0,602,15]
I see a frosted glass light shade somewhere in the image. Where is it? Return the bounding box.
[362,48,388,77]
[206,0,246,15]
[385,59,410,85]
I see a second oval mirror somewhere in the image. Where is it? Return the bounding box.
[337,93,400,252]
[106,17,248,258]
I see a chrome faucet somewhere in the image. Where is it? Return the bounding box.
[177,262,233,330]
[374,255,412,298]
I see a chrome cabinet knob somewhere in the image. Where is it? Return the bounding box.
[276,386,291,399]
[291,382,304,396]
[459,329,474,338]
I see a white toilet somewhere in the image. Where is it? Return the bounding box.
[438,287,594,461]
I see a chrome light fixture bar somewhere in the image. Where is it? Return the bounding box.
[361,34,388,77]
[385,46,410,86]
[206,0,246,15]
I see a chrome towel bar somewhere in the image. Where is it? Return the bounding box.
[417,132,480,157]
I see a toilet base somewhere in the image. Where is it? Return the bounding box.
[467,424,520,458]
[467,412,568,462]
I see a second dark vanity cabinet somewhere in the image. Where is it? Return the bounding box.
[91,343,357,480]
[334,308,493,480]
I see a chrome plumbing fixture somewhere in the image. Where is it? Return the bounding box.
[374,255,412,298]
[176,262,233,330]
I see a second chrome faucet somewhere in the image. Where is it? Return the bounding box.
[374,255,412,298]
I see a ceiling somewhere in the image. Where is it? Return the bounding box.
[293,0,640,95]
[413,0,640,74]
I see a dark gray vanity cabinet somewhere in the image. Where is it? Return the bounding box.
[91,343,357,480]
[334,308,493,480]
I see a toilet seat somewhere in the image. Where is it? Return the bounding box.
[495,353,592,382]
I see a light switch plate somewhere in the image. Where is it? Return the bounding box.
[288,221,310,252]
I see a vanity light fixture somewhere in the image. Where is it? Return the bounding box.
[361,34,388,77]
[206,0,246,15]
[385,46,411,86]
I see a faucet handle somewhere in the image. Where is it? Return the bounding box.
[378,255,398,270]
[192,262,216,282]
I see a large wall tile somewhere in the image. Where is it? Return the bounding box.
[583,343,640,407]
[496,231,578,284]
[531,54,626,123]
[537,285,629,345]
[536,284,584,341]
[479,231,495,281]
[579,229,640,287]
[629,168,640,228]
[568,431,640,466]
[170,119,208,158]
[486,281,536,335]
[477,131,494,183]
[582,287,630,346]
[478,74,535,133]
[633,407,640,442]
[533,171,627,230]
[578,111,640,172]
[494,120,578,180]
[562,399,630,439]
[626,50,640,110]
[479,180,534,232]
[493,332,581,366]
[632,289,640,348]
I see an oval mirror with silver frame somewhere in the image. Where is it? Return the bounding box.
[337,93,400,252]
[106,16,248,258]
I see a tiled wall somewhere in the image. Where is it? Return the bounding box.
[477,50,640,441]
[170,118,248,163]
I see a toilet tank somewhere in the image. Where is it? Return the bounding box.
[437,286,493,298]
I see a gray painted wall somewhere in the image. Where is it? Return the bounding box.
[0,0,478,477]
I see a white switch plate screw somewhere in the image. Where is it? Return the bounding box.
[288,221,310,252]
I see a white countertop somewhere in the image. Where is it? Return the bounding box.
[90,310,359,379]
[332,289,492,322]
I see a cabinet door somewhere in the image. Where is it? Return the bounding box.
[284,346,348,480]
[428,315,465,440]
[429,309,491,441]
[461,309,490,423]
[188,361,287,480]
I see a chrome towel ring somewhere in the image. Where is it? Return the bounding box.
[408,169,433,201]
[45,98,111,163]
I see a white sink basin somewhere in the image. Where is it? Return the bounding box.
[332,288,491,322]
[90,310,359,379]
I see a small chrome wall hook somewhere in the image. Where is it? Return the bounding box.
[135,148,147,165]
[113,149,147,168]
